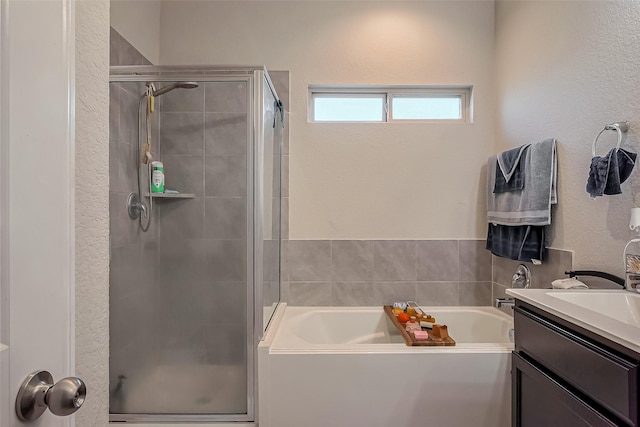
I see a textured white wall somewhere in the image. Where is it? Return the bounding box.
[159,1,496,239]
[111,0,161,64]
[495,1,640,276]
[76,0,110,424]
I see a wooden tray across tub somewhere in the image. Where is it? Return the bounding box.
[383,305,456,347]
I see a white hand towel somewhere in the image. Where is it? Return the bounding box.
[551,278,588,289]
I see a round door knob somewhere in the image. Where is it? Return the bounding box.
[16,370,87,421]
[46,377,87,416]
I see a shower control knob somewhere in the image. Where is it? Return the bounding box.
[127,192,148,219]
[16,370,87,421]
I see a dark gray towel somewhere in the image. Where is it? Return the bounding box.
[486,223,546,263]
[497,144,530,183]
[494,145,530,193]
[586,148,636,198]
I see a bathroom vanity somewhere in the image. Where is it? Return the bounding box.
[507,289,640,427]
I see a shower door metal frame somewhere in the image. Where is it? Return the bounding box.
[108,66,281,424]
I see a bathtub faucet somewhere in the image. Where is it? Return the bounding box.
[495,297,515,309]
[406,300,424,314]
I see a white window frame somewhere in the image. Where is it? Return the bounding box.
[308,85,472,123]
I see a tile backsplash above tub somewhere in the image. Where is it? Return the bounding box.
[282,239,573,307]
[283,239,493,307]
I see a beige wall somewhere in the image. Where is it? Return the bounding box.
[159,1,496,239]
[111,0,161,64]
[495,1,640,277]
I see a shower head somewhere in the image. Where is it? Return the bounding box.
[151,81,199,97]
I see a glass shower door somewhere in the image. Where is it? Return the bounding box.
[109,68,281,423]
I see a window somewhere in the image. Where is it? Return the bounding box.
[309,86,471,123]
[313,93,386,122]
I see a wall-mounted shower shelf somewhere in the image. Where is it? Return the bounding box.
[145,193,195,199]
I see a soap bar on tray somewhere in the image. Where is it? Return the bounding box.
[413,330,429,340]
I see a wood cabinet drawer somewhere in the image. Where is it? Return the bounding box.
[513,352,618,427]
[515,306,639,425]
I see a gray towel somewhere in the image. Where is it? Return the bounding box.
[486,223,546,263]
[487,138,557,226]
[586,148,636,198]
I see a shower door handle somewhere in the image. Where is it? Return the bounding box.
[15,370,87,422]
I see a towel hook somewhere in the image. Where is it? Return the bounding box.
[592,121,630,157]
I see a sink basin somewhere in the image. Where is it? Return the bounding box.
[548,291,640,327]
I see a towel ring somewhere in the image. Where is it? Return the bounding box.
[592,121,630,157]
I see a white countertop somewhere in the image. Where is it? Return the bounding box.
[507,288,640,355]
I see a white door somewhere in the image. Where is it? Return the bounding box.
[0,0,77,426]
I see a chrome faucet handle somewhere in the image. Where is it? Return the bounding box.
[511,264,531,288]
[139,202,148,219]
[405,301,427,315]
[126,193,148,219]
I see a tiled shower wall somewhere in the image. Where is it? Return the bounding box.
[155,80,250,367]
[110,28,152,67]
[282,240,574,307]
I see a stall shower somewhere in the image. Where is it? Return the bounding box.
[109,66,283,423]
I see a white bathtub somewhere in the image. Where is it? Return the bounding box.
[258,305,513,427]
